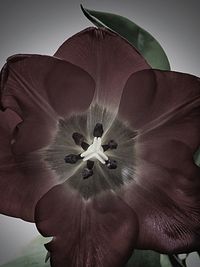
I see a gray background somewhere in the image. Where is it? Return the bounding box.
[0,0,199,265]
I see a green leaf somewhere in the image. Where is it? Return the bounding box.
[81,5,170,71]
[125,250,161,267]
[160,255,173,267]
[0,236,51,267]
[0,237,162,267]
[194,147,200,167]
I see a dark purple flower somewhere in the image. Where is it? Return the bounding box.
[0,27,200,267]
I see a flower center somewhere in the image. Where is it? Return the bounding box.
[81,137,108,164]
[64,123,119,179]
[42,105,137,199]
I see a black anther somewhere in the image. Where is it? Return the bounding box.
[102,140,118,151]
[93,123,104,137]
[72,132,90,151]
[72,132,84,146]
[82,167,93,179]
[108,140,118,149]
[106,159,117,169]
[81,141,90,151]
[87,160,94,170]
[64,154,81,164]
[102,144,110,152]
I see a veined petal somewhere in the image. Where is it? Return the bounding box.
[35,183,138,267]
[1,54,95,154]
[123,158,200,253]
[119,70,200,253]
[54,27,150,113]
[119,69,200,132]
[0,108,58,221]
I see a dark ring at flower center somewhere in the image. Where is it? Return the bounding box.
[64,123,118,179]
[42,105,137,199]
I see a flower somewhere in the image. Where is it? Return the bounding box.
[0,27,200,267]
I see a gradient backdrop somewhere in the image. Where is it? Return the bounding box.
[0,0,199,265]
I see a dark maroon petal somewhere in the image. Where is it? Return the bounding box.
[1,55,95,154]
[54,27,150,111]
[124,163,200,253]
[121,125,200,253]
[35,183,138,267]
[119,69,200,253]
[0,108,58,221]
[119,69,200,131]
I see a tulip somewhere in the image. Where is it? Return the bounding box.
[0,27,199,267]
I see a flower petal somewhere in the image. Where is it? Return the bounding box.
[54,27,150,112]
[1,55,95,154]
[121,110,200,253]
[124,159,200,253]
[35,183,138,267]
[0,108,58,221]
[118,69,200,131]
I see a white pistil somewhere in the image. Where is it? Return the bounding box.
[81,137,108,164]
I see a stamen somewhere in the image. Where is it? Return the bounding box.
[72,132,84,145]
[102,144,110,152]
[82,168,93,179]
[72,132,89,151]
[81,142,90,151]
[82,161,94,179]
[106,159,117,169]
[108,140,118,149]
[87,160,94,170]
[102,140,118,151]
[64,154,82,164]
[93,123,104,137]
